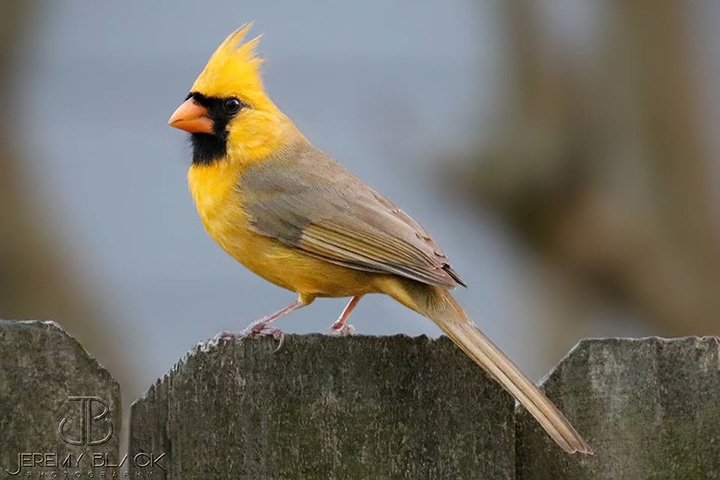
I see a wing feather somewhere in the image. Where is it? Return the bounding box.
[239,140,465,289]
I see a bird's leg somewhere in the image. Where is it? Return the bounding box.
[327,295,363,336]
[215,299,306,344]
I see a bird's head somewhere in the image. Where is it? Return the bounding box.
[169,24,289,165]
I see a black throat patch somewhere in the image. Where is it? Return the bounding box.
[187,92,236,166]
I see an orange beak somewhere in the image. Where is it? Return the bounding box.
[168,98,214,134]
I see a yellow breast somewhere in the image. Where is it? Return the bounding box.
[188,160,380,299]
[188,161,278,284]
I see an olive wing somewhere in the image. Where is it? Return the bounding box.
[239,144,464,289]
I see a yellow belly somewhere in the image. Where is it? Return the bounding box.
[188,162,381,300]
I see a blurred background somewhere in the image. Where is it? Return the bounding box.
[2,0,719,421]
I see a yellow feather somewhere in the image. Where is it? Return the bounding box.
[186,26,393,299]
[191,23,269,110]
[189,24,297,167]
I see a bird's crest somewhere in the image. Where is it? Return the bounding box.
[191,24,267,104]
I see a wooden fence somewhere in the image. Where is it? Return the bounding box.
[1,320,719,479]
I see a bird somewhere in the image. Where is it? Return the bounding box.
[168,24,593,455]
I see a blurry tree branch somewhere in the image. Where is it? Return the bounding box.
[455,0,720,336]
[0,4,132,386]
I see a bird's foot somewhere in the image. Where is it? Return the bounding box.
[214,330,242,342]
[241,323,284,340]
[213,321,285,346]
[238,321,286,351]
[326,323,356,337]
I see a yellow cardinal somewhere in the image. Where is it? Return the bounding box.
[168,25,592,455]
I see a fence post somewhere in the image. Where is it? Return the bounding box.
[130,334,516,479]
[0,320,121,478]
[516,337,720,479]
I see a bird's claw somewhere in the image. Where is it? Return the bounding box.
[213,323,285,351]
[326,323,356,337]
[239,323,285,352]
[214,330,241,342]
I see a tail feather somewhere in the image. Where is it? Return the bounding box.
[397,282,593,455]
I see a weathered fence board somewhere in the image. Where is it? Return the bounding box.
[4,320,719,479]
[130,334,516,480]
[0,320,120,479]
[516,337,720,479]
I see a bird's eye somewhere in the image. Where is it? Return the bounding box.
[223,98,242,114]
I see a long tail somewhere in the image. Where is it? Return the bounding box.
[387,279,593,454]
